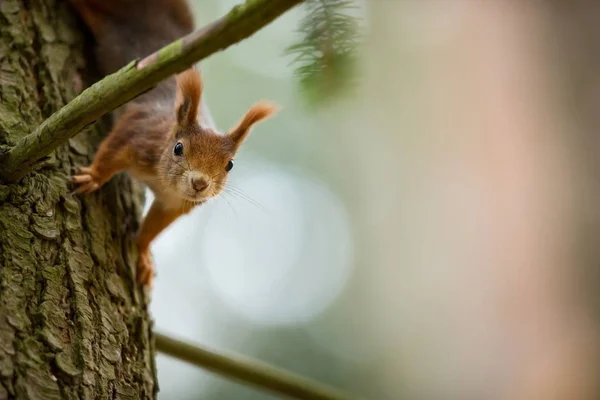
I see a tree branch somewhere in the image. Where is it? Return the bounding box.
[0,0,303,182]
[155,332,354,400]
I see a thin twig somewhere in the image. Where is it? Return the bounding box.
[154,332,355,400]
[0,0,304,182]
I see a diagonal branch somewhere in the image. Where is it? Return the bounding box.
[0,0,304,182]
[155,332,354,400]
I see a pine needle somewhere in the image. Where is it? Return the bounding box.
[285,0,361,106]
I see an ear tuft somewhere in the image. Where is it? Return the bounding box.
[175,68,203,126]
[228,101,279,147]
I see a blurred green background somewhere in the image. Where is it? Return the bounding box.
[151,1,371,399]
[150,1,600,399]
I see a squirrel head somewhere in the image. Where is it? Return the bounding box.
[159,68,279,203]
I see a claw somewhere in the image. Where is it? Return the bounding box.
[70,166,100,194]
[71,174,92,183]
[77,166,93,175]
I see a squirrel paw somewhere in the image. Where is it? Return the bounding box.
[71,166,100,194]
[137,250,155,288]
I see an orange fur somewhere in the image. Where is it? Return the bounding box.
[136,201,195,286]
[176,68,203,126]
[69,0,280,288]
[228,102,280,148]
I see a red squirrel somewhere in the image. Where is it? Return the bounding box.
[68,0,279,287]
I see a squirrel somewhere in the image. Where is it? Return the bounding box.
[67,0,279,287]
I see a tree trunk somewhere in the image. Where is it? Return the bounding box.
[0,1,156,399]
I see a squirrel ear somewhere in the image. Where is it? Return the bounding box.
[228,101,279,147]
[176,68,203,126]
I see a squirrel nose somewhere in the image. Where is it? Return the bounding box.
[191,177,209,192]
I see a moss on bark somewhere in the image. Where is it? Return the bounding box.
[0,1,156,398]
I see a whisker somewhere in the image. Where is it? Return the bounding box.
[223,187,268,215]
[225,185,264,204]
[219,192,239,220]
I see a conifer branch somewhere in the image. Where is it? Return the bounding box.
[285,0,360,105]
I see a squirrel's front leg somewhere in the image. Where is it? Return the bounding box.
[71,111,138,193]
[136,200,193,287]
[71,141,128,193]
[71,138,129,193]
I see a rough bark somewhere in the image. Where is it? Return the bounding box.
[0,1,156,399]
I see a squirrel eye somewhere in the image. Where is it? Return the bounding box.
[174,142,184,156]
[225,160,234,172]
